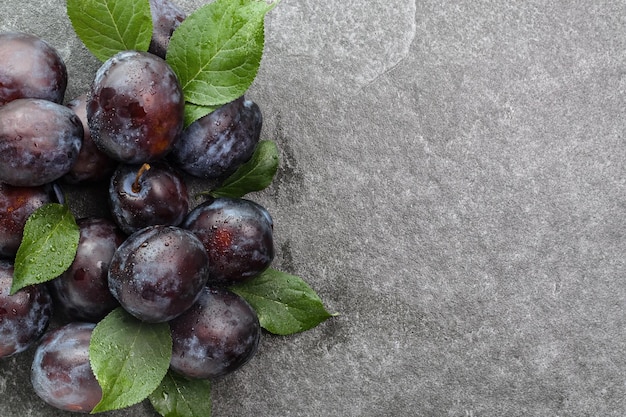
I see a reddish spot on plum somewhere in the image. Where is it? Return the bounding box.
[182,197,274,285]
[0,182,55,257]
[87,51,184,164]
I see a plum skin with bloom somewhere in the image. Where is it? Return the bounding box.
[87,50,184,164]
[182,197,275,285]
[108,162,189,235]
[0,182,56,258]
[0,31,67,106]
[0,260,53,358]
[108,225,210,323]
[48,217,125,322]
[63,94,117,184]
[30,322,102,413]
[0,98,83,187]
[169,286,261,379]
[148,0,187,58]
[170,96,263,179]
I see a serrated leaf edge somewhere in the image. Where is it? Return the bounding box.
[11,203,78,294]
[230,269,335,335]
[90,308,172,413]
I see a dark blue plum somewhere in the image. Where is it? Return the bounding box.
[0,98,83,186]
[0,260,52,357]
[87,51,184,164]
[182,197,274,285]
[108,162,189,235]
[169,286,261,379]
[63,94,117,184]
[30,322,102,413]
[0,32,67,106]
[48,217,125,322]
[0,182,56,258]
[170,96,262,179]
[108,225,209,323]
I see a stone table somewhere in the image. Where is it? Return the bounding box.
[1,0,625,416]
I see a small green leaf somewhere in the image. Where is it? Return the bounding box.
[210,140,279,198]
[166,0,280,107]
[67,0,153,62]
[90,308,172,413]
[231,268,335,335]
[149,371,212,417]
[11,203,79,294]
[184,103,218,128]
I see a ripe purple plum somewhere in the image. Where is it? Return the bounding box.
[63,94,117,184]
[0,261,52,357]
[0,98,83,186]
[108,225,209,323]
[182,197,274,285]
[0,32,67,106]
[170,97,262,179]
[87,50,184,164]
[30,322,102,413]
[0,182,56,258]
[108,162,189,235]
[48,218,125,322]
[169,286,261,379]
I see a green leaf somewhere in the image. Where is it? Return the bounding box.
[230,268,335,335]
[184,103,218,128]
[67,0,153,62]
[210,140,279,198]
[149,371,212,417]
[166,0,280,107]
[90,308,172,413]
[11,203,79,294]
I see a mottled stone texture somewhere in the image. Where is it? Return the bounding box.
[1,0,625,416]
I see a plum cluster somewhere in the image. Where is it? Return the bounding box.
[0,0,274,413]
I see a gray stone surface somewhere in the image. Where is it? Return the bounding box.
[1,0,625,416]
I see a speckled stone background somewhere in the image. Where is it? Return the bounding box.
[1,1,625,416]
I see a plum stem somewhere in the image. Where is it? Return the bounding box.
[132,163,151,193]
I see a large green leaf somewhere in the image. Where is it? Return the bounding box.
[67,0,153,62]
[231,269,335,335]
[166,0,280,107]
[90,308,172,413]
[11,203,79,294]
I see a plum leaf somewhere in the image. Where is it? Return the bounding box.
[12,203,79,294]
[67,0,153,62]
[166,0,280,107]
[149,371,212,417]
[231,268,336,335]
[90,308,172,413]
[184,103,218,128]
